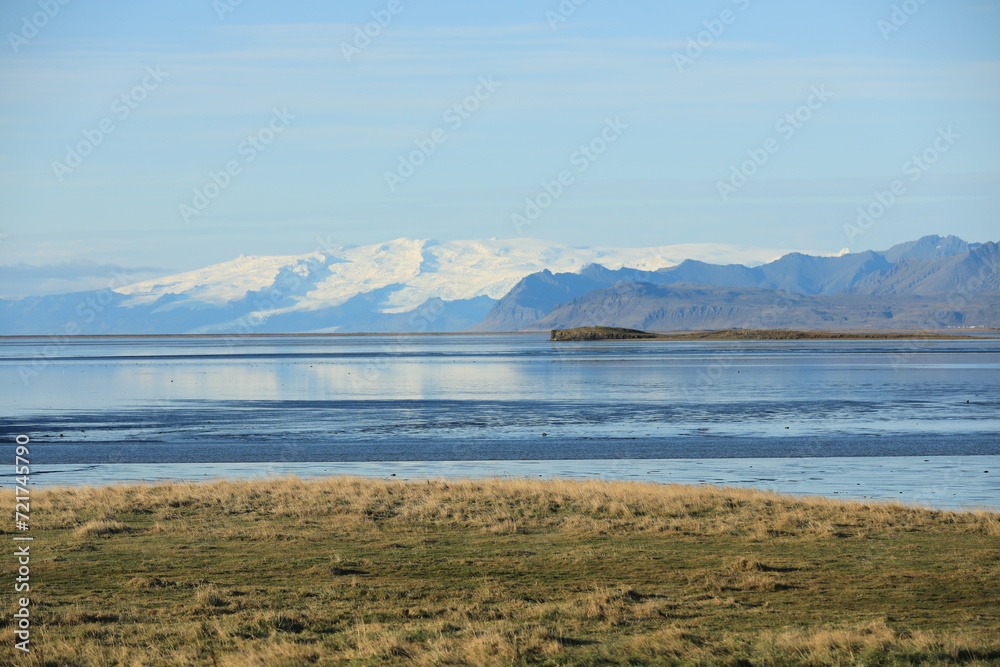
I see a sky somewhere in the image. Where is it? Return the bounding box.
[1,0,998,296]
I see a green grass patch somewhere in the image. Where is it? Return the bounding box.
[3,476,999,665]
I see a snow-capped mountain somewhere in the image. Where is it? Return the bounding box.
[0,237,840,335]
[113,238,824,325]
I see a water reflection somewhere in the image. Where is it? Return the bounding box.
[2,335,997,470]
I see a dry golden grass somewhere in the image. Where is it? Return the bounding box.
[30,474,999,536]
[2,476,998,666]
[73,519,131,539]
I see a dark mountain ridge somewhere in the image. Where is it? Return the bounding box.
[534,281,1000,332]
[472,236,998,332]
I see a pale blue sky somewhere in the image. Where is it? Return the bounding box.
[1,0,998,295]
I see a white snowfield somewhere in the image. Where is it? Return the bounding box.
[115,238,834,313]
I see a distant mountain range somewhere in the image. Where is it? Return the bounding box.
[0,238,821,335]
[475,236,999,332]
[1,235,996,335]
[532,282,999,332]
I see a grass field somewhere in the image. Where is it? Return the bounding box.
[4,477,999,666]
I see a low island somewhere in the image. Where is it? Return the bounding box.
[550,326,989,341]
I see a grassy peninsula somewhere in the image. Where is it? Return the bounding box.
[5,477,999,665]
[550,326,989,341]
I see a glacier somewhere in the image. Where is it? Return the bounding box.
[1,237,835,335]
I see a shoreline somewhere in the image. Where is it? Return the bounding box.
[17,455,999,511]
[550,326,999,341]
[3,328,998,340]
[0,331,542,340]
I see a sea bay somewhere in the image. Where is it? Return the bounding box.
[3,334,998,508]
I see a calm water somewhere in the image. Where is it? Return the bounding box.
[2,334,998,508]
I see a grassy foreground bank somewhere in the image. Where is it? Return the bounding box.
[4,477,999,666]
